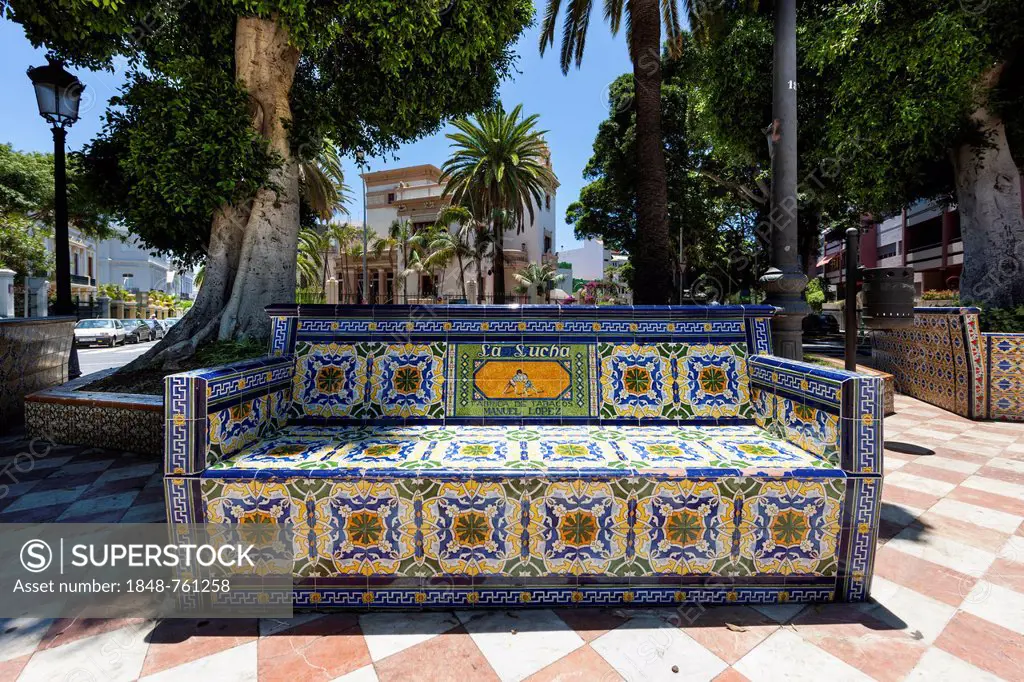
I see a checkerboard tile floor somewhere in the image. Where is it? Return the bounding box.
[0,393,1022,681]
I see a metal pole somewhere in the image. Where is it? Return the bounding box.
[761,0,809,360]
[361,172,368,305]
[52,125,80,378]
[845,227,859,372]
[53,127,71,316]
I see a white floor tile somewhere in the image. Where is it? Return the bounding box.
[962,581,1024,636]
[928,498,1022,533]
[330,664,380,682]
[884,472,956,497]
[883,457,910,473]
[750,604,806,624]
[961,475,1024,500]
[140,641,257,681]
[734,629,871,682]
[861,577,957,645]
[987,457,1024,474]
[905,647,1004,682]
[359,611,460,662]
[591,614,726,682]
[885,525,996,577]
[257,612,324,637]
[998,535,1024,563]
[0,618,52,663]
[456,609,584,682]
[19,621,154,682]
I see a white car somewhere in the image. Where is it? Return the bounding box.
[74,318,127,347]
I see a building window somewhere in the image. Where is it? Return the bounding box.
[387,192,395,204]
[545,194,551,210]
[544,236,552,254]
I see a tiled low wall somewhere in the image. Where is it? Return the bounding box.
[872,307,1024,421]
[0,317,75,433]
[25,369,163,454]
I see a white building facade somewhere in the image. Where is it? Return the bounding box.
[339,160,559,302]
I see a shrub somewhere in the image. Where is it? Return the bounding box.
[922,289,959,301]
[980,306,1024,333]
[805,277,826,313]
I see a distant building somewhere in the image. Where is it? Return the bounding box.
[559,239,610,282]
[817,199,963,297]
[335,156,558,302]
[44,225,195,302]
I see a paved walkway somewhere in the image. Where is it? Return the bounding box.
[0,394,1022,681]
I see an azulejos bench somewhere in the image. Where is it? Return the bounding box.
[164,304,883,608]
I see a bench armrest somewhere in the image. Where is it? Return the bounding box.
[164,355,295,475]
[747,355,882,475]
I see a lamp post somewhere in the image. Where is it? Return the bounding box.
[760,0,809,360]
[28,57,85,378]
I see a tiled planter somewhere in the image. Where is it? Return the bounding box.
[872,307,1024,421]
[25,369,163,454]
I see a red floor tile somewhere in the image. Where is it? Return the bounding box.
[881,484,940,511]
[978,465,1024,486]
[678,606,778,665]
[791,605,928,682]
[524,644,622,682]
[873,545,975,607]
[258,614,369,682]
[947,486,1024,517]
[934,610,1024,682]
[552,608,630,643]
[913,512,1011,553]
[0,653,31,681]
[713,669,752,682]
[898,462,970,486]
[142,618,258,677]
[929,449,993,466]
[374,626,498,682]
[983,557,1024,594]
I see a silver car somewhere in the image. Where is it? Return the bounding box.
[74,318,127,347]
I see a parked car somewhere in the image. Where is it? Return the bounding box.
[802,313,841,337]
[74,319,127,347]
[123,319,152,344]
[146,318,166,340]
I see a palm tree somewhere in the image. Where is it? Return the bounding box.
[298,138,351,221]
[538,0,688,303]
[388,219,417,303]
[514,262,565,303]
[441,104,557,303]
[296,227,330,290]
[427,206,477,302]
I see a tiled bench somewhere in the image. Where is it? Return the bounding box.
[164,305,883,608]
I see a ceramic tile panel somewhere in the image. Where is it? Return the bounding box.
[206,423,837,476]
[0,317,74,432]
[871,307,984,419]
[985,333,1024,421]
[290,341,369,419]
[193,472,846,590]
[448,342,595,419]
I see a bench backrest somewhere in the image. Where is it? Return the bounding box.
[267,304,775,425]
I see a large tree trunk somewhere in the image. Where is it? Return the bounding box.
[122,15,300,370]
[954,67,1024,308]
[628,0,676,304]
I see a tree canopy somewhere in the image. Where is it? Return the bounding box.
[6,0,533,267]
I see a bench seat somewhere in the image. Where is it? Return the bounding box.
[165,304,883,608]
[205,424,839,476]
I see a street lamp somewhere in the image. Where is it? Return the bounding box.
[355,151,369,305]
[29,56,85,378]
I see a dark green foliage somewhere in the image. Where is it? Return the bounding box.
[980,306,1024,333]
[5,0,533,266]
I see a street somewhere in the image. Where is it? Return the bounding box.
[76,339,158,375]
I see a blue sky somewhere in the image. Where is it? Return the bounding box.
[0,15,633,252]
